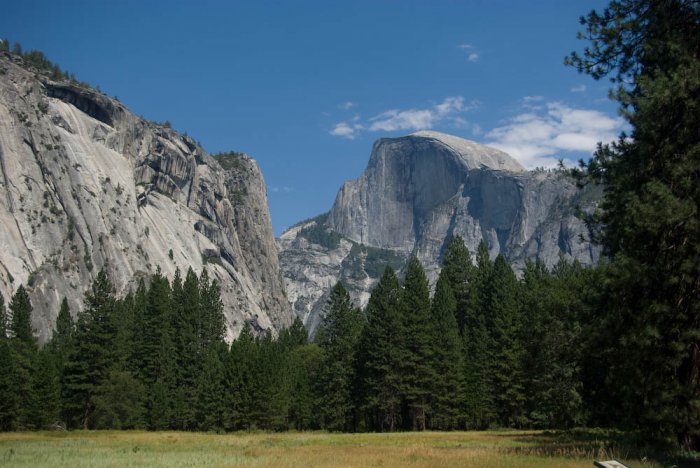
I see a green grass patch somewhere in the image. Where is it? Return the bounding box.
[0,429,680,467]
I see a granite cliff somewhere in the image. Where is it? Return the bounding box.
[0,52,291,343]
[279,131,601,333]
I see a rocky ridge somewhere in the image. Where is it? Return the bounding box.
[0,52,291,343]
[278,131,601,333]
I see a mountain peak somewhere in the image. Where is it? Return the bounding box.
[407,130,526,173]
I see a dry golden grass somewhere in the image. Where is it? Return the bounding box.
[0,430,662,467]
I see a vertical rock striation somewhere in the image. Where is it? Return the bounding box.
[279,131,601,333]
[0,53,291,343]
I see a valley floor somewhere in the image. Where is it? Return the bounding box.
[0,430,670,467]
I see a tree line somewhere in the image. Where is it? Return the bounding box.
[0,240,600,434]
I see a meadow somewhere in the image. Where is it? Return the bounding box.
[0,429,671,467]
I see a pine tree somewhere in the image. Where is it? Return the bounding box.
[8,285,37,428]
[92,370,146,429]
[61,270,116,428]
[487,255,526,427]
[429,273,464,429]
[521,259,585,428]
[9,285,34,344]
[287,342,324,430]
[462,240,493,428]
[199,269,225,350]
[171,268,200,429]
[195,343,227,431]
[398,257,434,431]
[48,298,74,371]
[27,348,61,429]
[359,267,403,431]
[318,282,364,431]
[0,339,19,430]
[567,0,700,448]
[225,323,256,430]
[279,317,308,350]
[250,332,291,430]
[0,294,7,339]
[441,235,476,333]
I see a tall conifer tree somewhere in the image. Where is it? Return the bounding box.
[62,270,116,428]
[359,267,403,431]
[318,282,363,431]
[568,0,700,448]
[398,257,434,431]
[429,273,464,429]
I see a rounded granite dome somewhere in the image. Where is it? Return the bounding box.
[409,130,526,173]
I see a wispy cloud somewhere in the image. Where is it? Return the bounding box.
[458,44,479,62]
[330,96,478,138]
[570,84,587,93]
[329,122,359,139]
[271,186,293,194]
[486,101,624,168]
[338,101,355,110]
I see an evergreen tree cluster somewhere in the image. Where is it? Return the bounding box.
[1,268,243,431]
[0,243,601,434]
[566,0,700,450]
[346,237,602,432]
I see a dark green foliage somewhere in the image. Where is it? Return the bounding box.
[92,370,146,429]
[398,257,435,431]
[224,323,256,430]
[440,235,476,333]
[279,316,309,349]
[297,220,342,250]
[568,0,700,449]
[8,285,37,428]
[429,273,464,430]
[27,348,61,429]
[48,298,74,370]
[213,151,246,172]
[61,270,116,428]
[170,268,199,429]
[199,269,226,349]
[522,259,585,429]
[9,285,34,344]
[195,343,227,431]
[0,340,19,430]
[0,294,6,339]
[358,267,403,431]
[287,343,324,430]
[318,282,364,431]
[487,256,526,427]
[462,241,494,428]
[361,245,405,279]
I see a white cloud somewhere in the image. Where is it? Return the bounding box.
[458,44,480,62]
[369,108,435,132]
[329,122,357,139]
[270,186,293,194]
[329,96,477,138]
[570,84,587,93]
[486,101,624,168]
[338,101,355,110]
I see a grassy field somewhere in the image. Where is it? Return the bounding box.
[0,430,675,467]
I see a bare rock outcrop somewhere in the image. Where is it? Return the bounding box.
[0,53,291,343]
[279,131,601,334]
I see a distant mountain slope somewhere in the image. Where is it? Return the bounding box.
[0,51,291,342]
[278,132,601,333]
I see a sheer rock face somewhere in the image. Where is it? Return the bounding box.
[0,54,291,343]
[279,132,601,334]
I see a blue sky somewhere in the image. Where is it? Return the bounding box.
[1,0,621,235]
